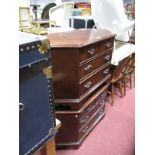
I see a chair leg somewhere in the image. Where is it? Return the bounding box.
[132,70,135,88]
[133,73,135,87]
[129,73,132,89]
[123,76,126,96]
[119,79,123,98]
[111,84,114,105]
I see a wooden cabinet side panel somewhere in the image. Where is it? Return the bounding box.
[51,48,79,99]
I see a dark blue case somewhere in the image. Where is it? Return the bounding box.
[19,33,56,155]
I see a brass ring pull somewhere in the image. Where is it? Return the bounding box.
[84,81,92,89]
[98,109,104,116]
[88,48,95,55]
[84,64,93,71]
[104,55,110,60]
[105,43,111,48]
[82,126,89,133]
[81,116,89,123]
[103,69,109,74]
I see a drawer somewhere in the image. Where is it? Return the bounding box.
[79,93,106,127]
[55,82,109,111]
[79,38,114,63]
[79,64,111,96]
[99,38,114,53]
[79,49,113,79]
[78,105,105,140]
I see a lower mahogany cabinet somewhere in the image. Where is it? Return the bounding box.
[55,84,108,148]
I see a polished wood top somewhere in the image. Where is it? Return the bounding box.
[47,29,115,48]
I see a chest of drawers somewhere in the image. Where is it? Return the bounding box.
[47,29,115,148]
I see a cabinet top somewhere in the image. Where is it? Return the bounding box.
[47,29,115,48]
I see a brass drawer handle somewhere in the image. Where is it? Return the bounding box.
[84,64,93,71]
[88,48,95,55]
[84,81,92,89]
[100,100,105,105]
[87,107,91,112]
[105,43,111,48]
[81,115,89,123]
[103,68,109,74]
[104,55,110,61]
[98,109,104,116]
[85,106,91,113]
[82,126,89,133]
[85,103,95,113]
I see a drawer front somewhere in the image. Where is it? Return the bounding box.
[78,105,105,139]
[55,82,109,111]
[79,92,106,128]
[99,38,114,53]
[79,38,114,63]
[79,49,112,79]
[79,65,111,96]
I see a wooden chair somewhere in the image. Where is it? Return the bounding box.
[122,54,135,96]
[42,3,56,20]
[108,58,129,105]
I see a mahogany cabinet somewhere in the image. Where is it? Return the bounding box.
[47,29,115,148]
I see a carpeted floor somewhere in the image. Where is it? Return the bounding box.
[56,87,135,155]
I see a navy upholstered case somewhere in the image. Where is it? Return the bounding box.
[19,32,56,155]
